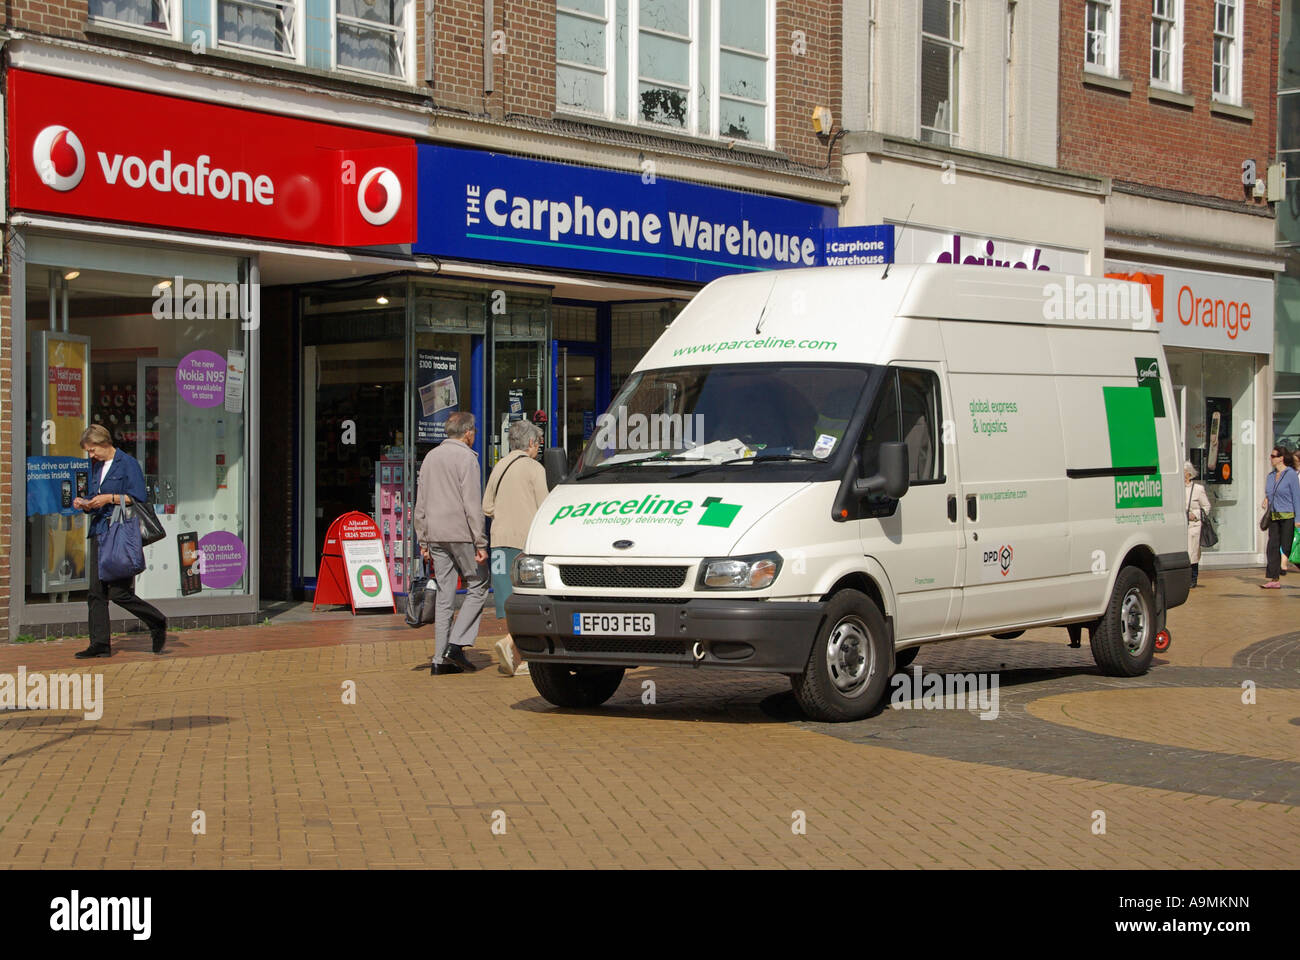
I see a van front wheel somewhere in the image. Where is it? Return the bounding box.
[1089,566,1156,677]
[529,663,626,708]
[792,590,891,722]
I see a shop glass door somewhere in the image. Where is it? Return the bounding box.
[489,292,550,471]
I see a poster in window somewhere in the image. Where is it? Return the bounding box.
[416,350,460,443]
[1205,397,1232,484]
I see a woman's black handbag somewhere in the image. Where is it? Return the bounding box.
[1199,508,1218,548]
[128,497,166,547]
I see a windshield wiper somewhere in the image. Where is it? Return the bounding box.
[573,453,704,480]
[671,453,824,479]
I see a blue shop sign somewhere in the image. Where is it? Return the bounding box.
[415,145,837,284]
[822,225,894,266]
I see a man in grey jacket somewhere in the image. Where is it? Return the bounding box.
[414,411,490,674]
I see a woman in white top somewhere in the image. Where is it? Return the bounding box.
[1184,462,1211,588]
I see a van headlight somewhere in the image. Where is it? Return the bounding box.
[697,552,782,590]
[511,554,546,587]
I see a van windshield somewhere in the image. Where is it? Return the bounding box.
[573,363,874,480]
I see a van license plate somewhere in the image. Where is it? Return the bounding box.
[572,613,656,636]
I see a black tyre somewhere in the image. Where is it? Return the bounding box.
[991,629,1025,640]
[529,662,626,708]
[893,646,920,670]
[791,589,891,722]
[1089,566,1156,677]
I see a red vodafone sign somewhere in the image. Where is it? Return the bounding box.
[8,69,415,246]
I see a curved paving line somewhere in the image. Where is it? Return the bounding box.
[777,652,1300,805]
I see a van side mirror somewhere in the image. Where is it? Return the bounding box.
[543,447,569,490]
[853,441,910,500]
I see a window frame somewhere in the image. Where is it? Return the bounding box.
[332,0,415,83]
[1150,0,1182,91]
[1084,0,1120,78]
[858,366,947,492]
[211,0,305,65]
[556,0,618,119]
[1212,0,1244,105]
[555,0,775,148]
[918,0,963,147]
[86,0,182,43]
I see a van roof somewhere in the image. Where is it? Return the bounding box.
[637,264,1156,371]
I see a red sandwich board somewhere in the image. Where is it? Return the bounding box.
[313,511,397,614]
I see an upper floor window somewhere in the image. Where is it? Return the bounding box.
[217,0,298,59]
[1085,0,1118,76]
[556,0,774,147]
[1150,0,1182,89]
[920,0,962,146]
[88,0,176,37]
[1213,0,1243,103]
[336,0,410,79]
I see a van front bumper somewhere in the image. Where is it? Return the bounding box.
[504,594,827,674]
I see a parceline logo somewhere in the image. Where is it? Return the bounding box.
[358,166,402,225]
[33,125,85,191]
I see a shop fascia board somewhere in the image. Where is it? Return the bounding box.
[5,34,843,208]
[841,131,1110,197]
[1105,190,1283,274]
[1105,232,1284,275]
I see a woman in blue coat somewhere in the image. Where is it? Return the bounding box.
[1261,443,1300,588]
[71,424,168,656]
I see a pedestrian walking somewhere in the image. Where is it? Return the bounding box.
[1260,444,1300,589]
[482,420,548,677]
[71,425,168,657]
[414,412,490,674]
[1184,462,1211,588]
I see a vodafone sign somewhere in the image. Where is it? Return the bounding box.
[9,70,415,246]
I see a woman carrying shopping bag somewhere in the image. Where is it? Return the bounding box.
[1260,445,1300,589]
[72,425,168,657]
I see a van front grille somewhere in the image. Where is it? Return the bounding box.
[566,637,687,656]
[557,565,688,589]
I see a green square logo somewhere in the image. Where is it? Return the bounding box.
[698,496,741,528]
[1135,357,1166,417]
[1103,386,1163,509]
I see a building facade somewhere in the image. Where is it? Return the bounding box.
[1,0,847,639]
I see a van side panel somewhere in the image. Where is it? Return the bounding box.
[940,321,1070,630]
[1049,328,1186,621]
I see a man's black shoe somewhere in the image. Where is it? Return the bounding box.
[75,646,111,659]
[444,645,478,671]
[151,629,168,654]
[430,661,464,675]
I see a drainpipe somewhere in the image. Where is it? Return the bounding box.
[484,0,495,96]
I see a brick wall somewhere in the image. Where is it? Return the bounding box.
[1058,0,1278,202]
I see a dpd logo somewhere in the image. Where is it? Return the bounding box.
[980,544,1014,580]
[358,166,402,226]
[33,125,85,191]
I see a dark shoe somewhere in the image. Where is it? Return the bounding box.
[151,628,167,654]
[75,646,111,659]
[430,661,464,675]
[444,645,478,672]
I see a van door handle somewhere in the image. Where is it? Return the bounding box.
[947,495,957,522]
[966,494,977,521]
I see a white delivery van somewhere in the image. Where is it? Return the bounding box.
[506,264,1191,722]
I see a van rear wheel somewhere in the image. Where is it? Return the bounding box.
[792,590,890,722]
[1089,566,1156,677]
[529,663,626,708]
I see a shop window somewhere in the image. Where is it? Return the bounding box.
[611,301,686,394]
[217,0,298,59]
[22,237,253,608]
[556,0,774,146]
[1085,0,1118,77]
[336,0,411,80]
[920,0,962,146]
[554,305,598,342]
[88,0,176,36]
[1150,0,1182,90]
[1212,0,1242,105]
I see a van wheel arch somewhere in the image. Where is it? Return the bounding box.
[822,573,891,622]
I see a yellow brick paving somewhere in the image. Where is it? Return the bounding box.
[0,568,1296,868]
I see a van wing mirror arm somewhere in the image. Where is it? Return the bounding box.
[853,441,910,501]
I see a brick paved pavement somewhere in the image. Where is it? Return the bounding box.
[0,568,1296,868]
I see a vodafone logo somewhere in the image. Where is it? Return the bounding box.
[33,125,85,191]
[358,167,401,226]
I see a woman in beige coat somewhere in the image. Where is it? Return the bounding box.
[483,420,549,675]
[1184,461,1211,588]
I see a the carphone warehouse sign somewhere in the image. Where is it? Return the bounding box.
[415,145,837,283]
